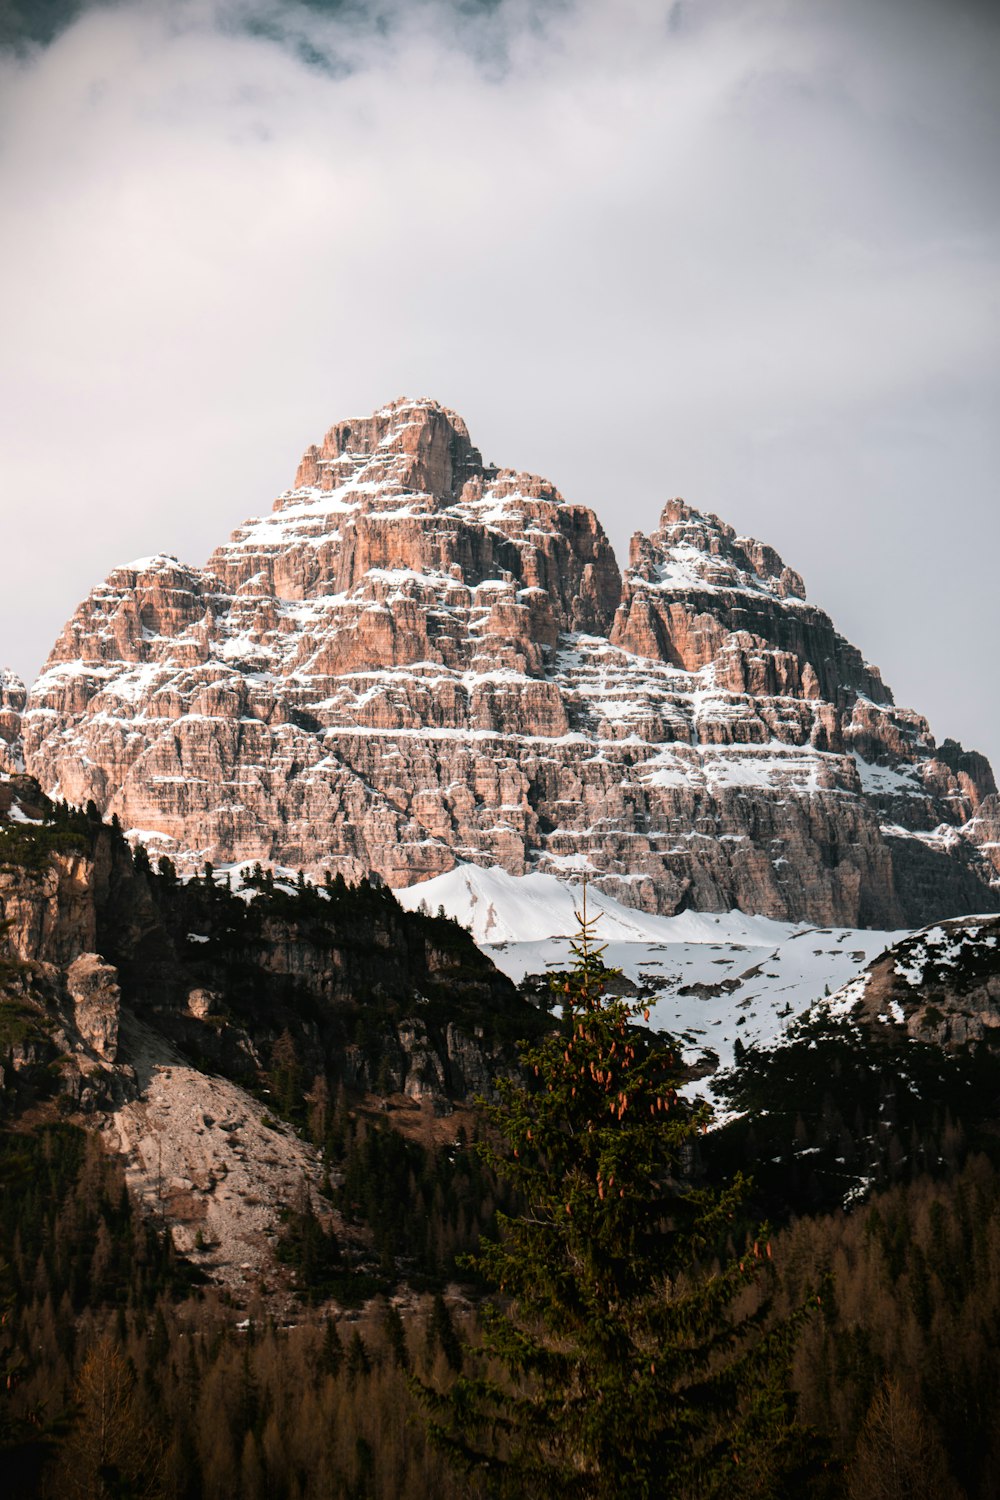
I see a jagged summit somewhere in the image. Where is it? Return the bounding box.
[0,667,25,709]
[18,400,1000,927]
[290,396,485,502]
[284,395,565,520]
[612,499,890,706]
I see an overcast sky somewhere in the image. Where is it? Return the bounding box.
[1,0,998,768]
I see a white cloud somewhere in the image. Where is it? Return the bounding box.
[1,0,998,764]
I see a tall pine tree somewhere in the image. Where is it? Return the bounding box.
[423,888,819,1498]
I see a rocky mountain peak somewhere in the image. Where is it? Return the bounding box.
[19,400,1000,927]
[613,497,888,703]
[0,666,25,704]
[629,498,806,603]
[291,396,483,505]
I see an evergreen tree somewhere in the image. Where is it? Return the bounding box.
[318,1317,343,1379]
[346,1330,371,1382]
[269,1030,303,1121]
[426,1294,463,1375]
[423,890,817,1498]
[383,1300,410,1372]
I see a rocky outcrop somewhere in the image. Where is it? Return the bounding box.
[827,915,1000,1050]
[19,397,999,928]
[611,499,882,701]
[961,793,1000,882]
[0,776,546,1296]
[396,1018,449,1105]
[105,1014,337,1295]
[66,952,120,1061]
[0,669,24,774]
[0,775,536,1118]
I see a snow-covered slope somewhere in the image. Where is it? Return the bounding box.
[397,863,797,946]
[398,864,904,1082]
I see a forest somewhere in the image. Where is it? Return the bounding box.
[2,795,1000,1496]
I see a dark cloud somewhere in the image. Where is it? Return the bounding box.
[0,0,544,64]
[0,0,85,50]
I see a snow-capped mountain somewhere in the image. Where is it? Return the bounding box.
[15,397,999,926]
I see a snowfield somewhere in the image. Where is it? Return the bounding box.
[397,864,905,1085]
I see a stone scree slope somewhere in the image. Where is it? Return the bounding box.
[17,398,1000,927]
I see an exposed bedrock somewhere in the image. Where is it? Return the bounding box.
[18,397,999,927]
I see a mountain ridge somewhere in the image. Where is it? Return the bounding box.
[12,396,1000,927]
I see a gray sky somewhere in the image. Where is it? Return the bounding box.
[2,0,998,768]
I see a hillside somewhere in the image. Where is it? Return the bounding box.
[0,771,540,1298]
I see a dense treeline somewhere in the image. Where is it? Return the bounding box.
[783,1155,1000,1497]
[132,850,534,1052]
[5,1094,1000,1493]
[12,1290,476,1500]
[333,1118,509,1286]
[0,1119,475,1499]
[269,1106,514,1303]
[0,1123,197,1495]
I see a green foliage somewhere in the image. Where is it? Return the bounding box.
[709,1013,1000,1221]
[0,816,89,871]
[424,898,817,1498]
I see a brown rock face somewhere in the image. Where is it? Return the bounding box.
[21,397,999,927]
[66,952,121,1061]
[832,916,1000,1050]
[0,669,25,774]
[964,794,1000,882]
[611,501,883,701]
[0,848,98,966]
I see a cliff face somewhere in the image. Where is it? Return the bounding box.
[827,916,1000,1052]
[0,772,531,1118]
[0,775,536,1294]
[18,397,999,928]
[0,669,24,774]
